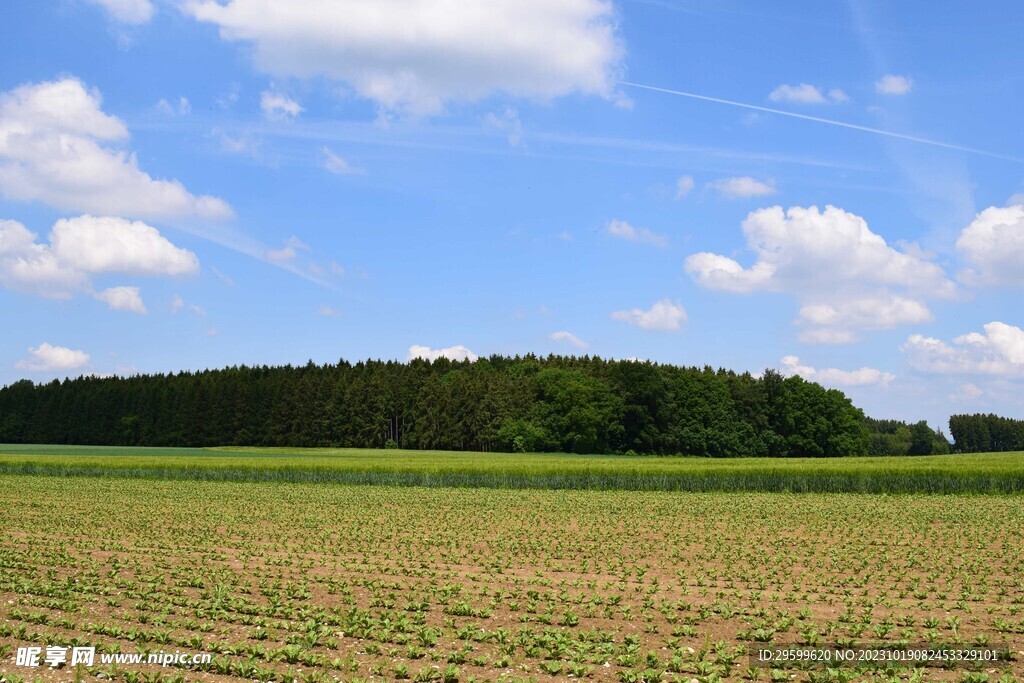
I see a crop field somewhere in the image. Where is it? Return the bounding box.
[1,445,1024,494]
[1,473,1022,683]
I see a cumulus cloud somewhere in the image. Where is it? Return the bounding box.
[95,286,146,314]
[321,147,363,175]
[902,322,1024,377]
[605,219,668,248]
[956,204,1024,286]
[707,176,776,199]
[685,205,956,342]
[260,89,303,121]
[675,175,695,199]
[769,83,825,104]
[875,74,913,95]
[0,215,197,306]
[83,0,154,23]
[827,88,850,103]
[796,296,933,342]
[50,215,199,276]
[0,219,87,297]
[16,343,91,372]
[0,78,232,220]
[611,299,687,332]
[183,0,624,115]
[549,331,589,349]
[407,344,478,362]
[780,355,894,387]
[768,84,849,105]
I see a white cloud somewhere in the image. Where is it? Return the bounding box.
[675,175,695,199]
[827,88,850,103]
[156,96,191,116]
[1009,192,1024,206]
[266,235,308,262]
[0,219,87,297]
[170,295,207,317]
[321,146,363,175]
[549,330,589,349]
[407,344,478,362]
[769,83,825,104]
[955,204,1024,286]
[605,219,668,248]
[0,215,198,301]
[260,89,303,121]
[685,205,956,342]
[83,0,154,23]
[16,343,91,372]
[780,355,894,387]
[951,383,983,401]
[214,129,260,157]
[875,74,913,95]
[183,0,624,115]
[707,176,776,199]
[95,286,146,314]
[0,78,232,220]
[768,85,848,104]
[795,329,859,345]
[902,322,1024,377]
[51,215,199,276]
[796,296,933,342]
[611,299,687,332]
[484,107,523,147]
[317,305,343,317]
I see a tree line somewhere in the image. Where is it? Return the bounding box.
[0,354,953,457]
[949,414,1024,454]
[863,417,951,456]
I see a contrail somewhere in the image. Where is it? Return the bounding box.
[619,81,1022,163]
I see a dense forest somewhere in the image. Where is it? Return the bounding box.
[949,414,1024,454]
[864,417,951,456]
[0,355,951,456]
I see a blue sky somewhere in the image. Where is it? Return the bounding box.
[1,0,1022,430]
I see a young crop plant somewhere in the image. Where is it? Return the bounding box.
[1,476,1023,682]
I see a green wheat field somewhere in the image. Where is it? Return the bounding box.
[0,444,1022,493]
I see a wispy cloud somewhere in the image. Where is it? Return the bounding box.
[707,176,776,198]
[321,147,364,175]
[620,81,1023,163]
[549,331,589,349]
[605,219,669,248]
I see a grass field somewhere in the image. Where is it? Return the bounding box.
[0,475,1022,682]
[0,445,1023,493]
